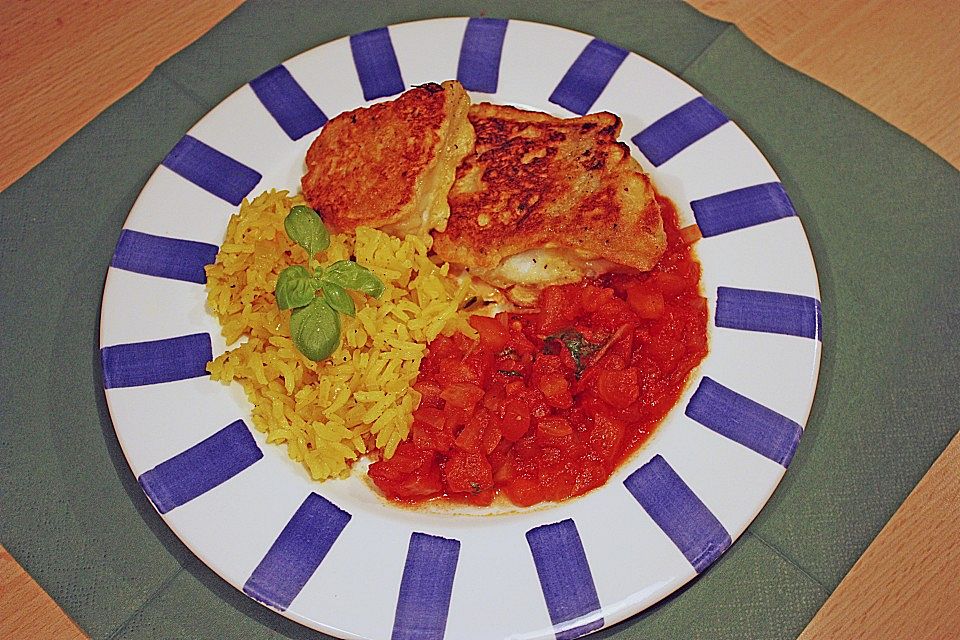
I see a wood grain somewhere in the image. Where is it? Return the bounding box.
[688,0,960,169]
[0,0,244,192]
[0,2,958,639]
[798,431,960,640]
[0,546,86,640]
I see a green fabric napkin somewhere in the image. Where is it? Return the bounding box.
[1,1,957,638]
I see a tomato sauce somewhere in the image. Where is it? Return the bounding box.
[368,196,708,507]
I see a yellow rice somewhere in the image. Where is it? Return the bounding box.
[205,190,476,480]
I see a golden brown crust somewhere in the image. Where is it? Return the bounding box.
[301,80,472,234]
[432,103,666,273]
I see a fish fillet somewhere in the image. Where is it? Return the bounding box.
[432,103,665,295]
[301,80,474,236]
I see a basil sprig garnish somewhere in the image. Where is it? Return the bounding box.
[275,205,383,361]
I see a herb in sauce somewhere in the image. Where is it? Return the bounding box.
[545,329,602,378]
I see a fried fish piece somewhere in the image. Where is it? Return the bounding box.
[301,80,474,236]
[433,104,666,300]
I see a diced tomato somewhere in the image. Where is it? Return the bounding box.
[536,416,573,438]
[443,450,493,494]
[567,407,592,434]
[537,285,577,335]
[411,421,453,453]
[604,326,635,363]
[550,341,579,373]
[512,437,541,462]
[523,385,552,419]
[579,284,614,314]
[596,352,627,372]
[688,296,708,313]
[412,407,453,452]
[454,409,490,454]
[501,399,532,442]
[426,335,459,361]
[627,288,665,319]
[645,330,684,370]
[596,368,640,409]
[440,382,484,408]
[542,469,576,502]
[503,476,546,507]
[649,272,693,297]
[368,442,442,498]
[368,442,425,480]
[413,406,445,429]
[469,315,510,351]
[538,447,561,469]
[443,403,472,431]
[508,330,539,357]
[437,357,480,386]
[463,349,494,387]
[504,379,526,396]
[536,372,573,409]
[394,466,443,497]
[488,439,513,476]
[413,381,443,408]
[453,331,475,353]
[572,460,607,494]
[589,413,625,464]
[482,423,502,455]
[481,382,507,412]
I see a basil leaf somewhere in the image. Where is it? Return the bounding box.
[290,297,341,361]
[284,205,330,257]
[321,281,356,317]
[323,260,385,298]
[275,265,318,310]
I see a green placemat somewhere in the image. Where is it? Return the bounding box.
[1,1,957,638]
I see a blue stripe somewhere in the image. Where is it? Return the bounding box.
[549,38,628,115]
[249,64,328,140]
[631,97,729,166]
[350,27,405,101]
[391,533,460,640]
[243,493,351,611]
[624,455,731,573]
[686,377,802,466]
[161,135,261,206]
[456,17,508,93]
[101,333,212,389]
[137,419,262,514]
[111,229,217,284]
[526,520,603,640]
[692,182,796,237]
[716,287,822,340]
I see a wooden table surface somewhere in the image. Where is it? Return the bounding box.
[1,1,957,638]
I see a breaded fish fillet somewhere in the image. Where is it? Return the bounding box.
[433,104,666,297]
[301,80,474,236]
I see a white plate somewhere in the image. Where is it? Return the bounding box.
[99,17,822,640]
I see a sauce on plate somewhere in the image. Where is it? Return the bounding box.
[369,196,708,507]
